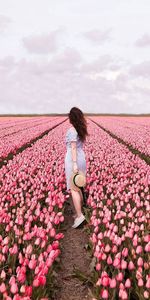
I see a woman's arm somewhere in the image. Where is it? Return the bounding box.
[71,141,78,173]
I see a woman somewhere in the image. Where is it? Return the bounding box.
[65,107,89,228]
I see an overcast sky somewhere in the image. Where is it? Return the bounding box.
[0,0,150,114]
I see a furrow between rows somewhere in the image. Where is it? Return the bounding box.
[0,118,67,169]
[88,118,150,166]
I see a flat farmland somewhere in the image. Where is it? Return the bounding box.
[0,116,149,300]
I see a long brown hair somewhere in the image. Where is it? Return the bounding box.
[68,107,89,142]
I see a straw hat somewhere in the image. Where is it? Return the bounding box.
[70,170,86,191]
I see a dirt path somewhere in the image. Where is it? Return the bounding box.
[54,193,93,300]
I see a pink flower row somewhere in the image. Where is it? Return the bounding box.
[85,120,150,300]
[0,117,65,161]
[0,121,69,299]
[90,116,150,157]
[0,117,49,137]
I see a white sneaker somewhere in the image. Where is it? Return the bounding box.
[72,213,86,228]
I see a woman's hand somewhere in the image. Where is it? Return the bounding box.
[73,162,79,173]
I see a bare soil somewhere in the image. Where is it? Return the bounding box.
[54,193,93,300]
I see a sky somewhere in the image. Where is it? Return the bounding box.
[0,0,150,114]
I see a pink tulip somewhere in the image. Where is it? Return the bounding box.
[55,232,64,240]
[26,244,33,255]
[0,282,6,293]
[33,278,40,287]
[105,244,111,253]
[50,228,56,237]
[38,275,46,286]
[16,269,26,283]
[102,253,107,260]
[121,290,128,299]
[133,239,138,246]
[101,289,109,299]
[20,285,26,293]
[28,259,37,270]
[145,242,150,252]
[144,235,150,243]
[35,237,41,245]
[2,236,9,245]
[144,291,149,299]
[107,255,112,265]
[0,270,6,279]
[112,245,118,253]
[146,277,150,288]
[113,257,120,268]
[138,278,144,286]
[125,278,131,288]
[116,272,124,281]
[101,275,110,287]
[144,262,149,270]
[9,244,18,255]
[128,261,135,270]
[136,245,142,254]
[10,282,18,294]
[2,245,9,254]
[9,275,16,285]
[96,278,101,286]
[137,257,143,267]
[52,240,59,250]
[121,259,127,269]
[60,215,64,222]
[25,285,32,296]
[110,278,116,288]
[98,232,103,239]
[122,248,128,257]
[96,263,101,271]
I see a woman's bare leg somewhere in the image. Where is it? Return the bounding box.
[72,190,84,218]
[70,189,82,218]
[79,189,83,204]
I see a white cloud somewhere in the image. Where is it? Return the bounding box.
[129,61,150,78]
[0,14,12,33]
[22,29,64,54]
[83,28,112,45]
[0,0,150,114]
[135,34,150,47]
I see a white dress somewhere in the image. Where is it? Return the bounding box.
[64,127,86,191]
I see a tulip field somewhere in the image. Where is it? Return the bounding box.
[85,118,150,300]
[89,116,150,158]
[0,116,150,300]
[0,117,65,164]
